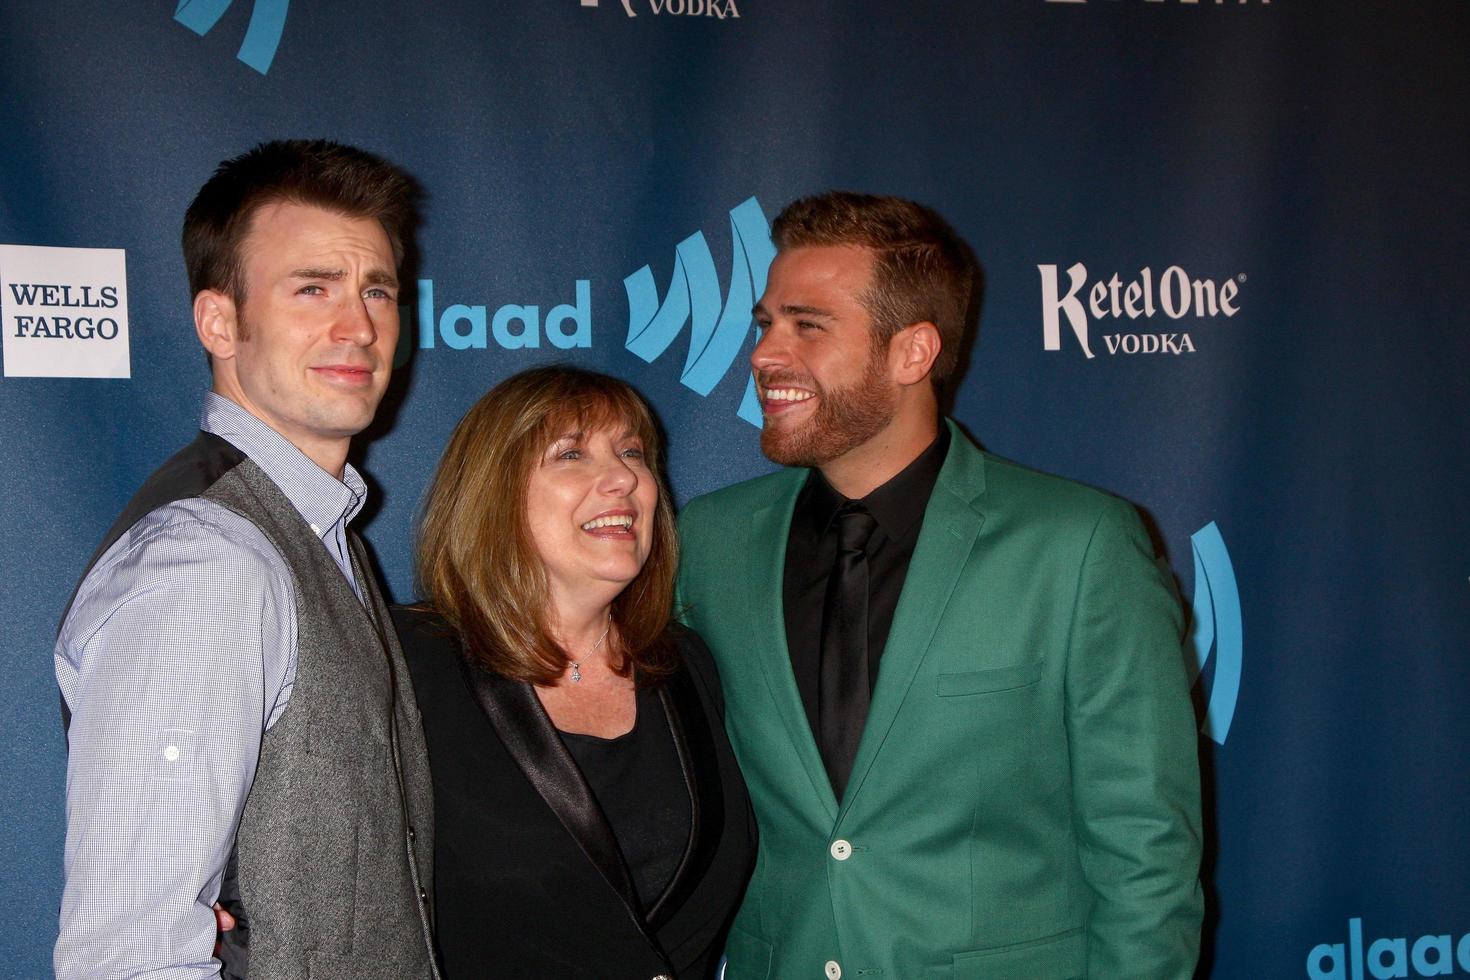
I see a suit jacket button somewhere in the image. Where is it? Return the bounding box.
[418,887,428,902]
[825,960,843,979]
[830,839,852,861]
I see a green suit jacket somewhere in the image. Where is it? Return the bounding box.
[677,421,1203,980]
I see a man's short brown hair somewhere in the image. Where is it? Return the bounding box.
[182,139,419,306]
[770,191,974,384]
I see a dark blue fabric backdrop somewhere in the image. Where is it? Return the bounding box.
[3,3,1467,977]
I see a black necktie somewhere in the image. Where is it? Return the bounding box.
[817,502,878,802]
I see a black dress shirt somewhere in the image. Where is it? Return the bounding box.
[782,426,951,740]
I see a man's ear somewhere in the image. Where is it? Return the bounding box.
[890,321,941,387]
[194,289,240,361]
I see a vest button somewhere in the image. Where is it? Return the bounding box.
[418,887,427,902]
[407,825,416,841]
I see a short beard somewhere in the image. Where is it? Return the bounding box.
[759,337,895,468]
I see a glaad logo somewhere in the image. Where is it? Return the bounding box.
[174,0,290,75]
[580,0,742,19]
[1307,918,1470,979]
[0,245,130,379]
[1185,521,1242,745]
[623,197,775,427]
[1038,263,1244,358]
[414,279,591,352]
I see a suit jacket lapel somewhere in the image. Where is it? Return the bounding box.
[748,486,841,822]
[840,422,988,814]
[459,660,658,948]
[645,661,720,929]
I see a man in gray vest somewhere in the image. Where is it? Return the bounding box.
[54,140,437,980]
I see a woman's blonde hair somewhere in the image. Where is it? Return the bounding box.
[416,366,678,684]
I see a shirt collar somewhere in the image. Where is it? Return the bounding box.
[799,425,951,541]
[200,392,367,540]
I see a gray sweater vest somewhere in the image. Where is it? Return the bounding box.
[201,459,437,979]
[62,433,437,977]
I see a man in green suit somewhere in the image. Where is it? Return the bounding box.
[677,192,1203,979]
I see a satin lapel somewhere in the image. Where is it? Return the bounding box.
[840,425,988,815]
[459,660,654,944]
[645,664,720,929]
[748,489,840,822]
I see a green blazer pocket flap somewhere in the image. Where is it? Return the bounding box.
[724,926,773,980]
[952,927,1084,979]
[936,662,1043,696]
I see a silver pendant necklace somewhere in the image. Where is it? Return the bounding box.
[569,615,612,683]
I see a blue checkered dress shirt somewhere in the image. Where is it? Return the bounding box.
[54,392,368,980]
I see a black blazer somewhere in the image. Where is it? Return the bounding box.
[393,607,755,980]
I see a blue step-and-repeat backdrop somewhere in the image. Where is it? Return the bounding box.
[2,2,1466,977]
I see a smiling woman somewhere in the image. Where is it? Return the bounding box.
[393,366,754,979]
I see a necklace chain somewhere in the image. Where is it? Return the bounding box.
[568,615,612,684]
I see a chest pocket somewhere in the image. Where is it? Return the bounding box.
[935,661,1042,697]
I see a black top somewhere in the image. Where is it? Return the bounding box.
[560,684,692,909]
[782,426,950,737]
[393,607,755,980]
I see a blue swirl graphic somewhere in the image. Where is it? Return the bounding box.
[174,0,232,35]
[1186,521,1243,744]
[174,0,289,75]
[624,197,775,427]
